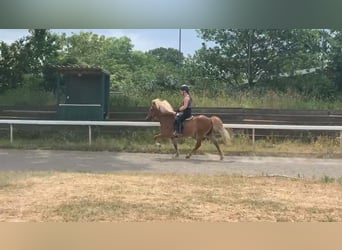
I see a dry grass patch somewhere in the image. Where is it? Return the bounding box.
[0,172,341,222]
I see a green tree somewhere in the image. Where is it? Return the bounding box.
[60,32,134,70]
[326,30,342,91]
[58,32,136,87]
[25,29,61,74]
[195,29,323,87]
[145,47,184,90]
[148,47,184,66]
[0,40,24,90]
[0,29,61,91]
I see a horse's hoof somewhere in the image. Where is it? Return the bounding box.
[185,155,191,159]
[155,142,161,147]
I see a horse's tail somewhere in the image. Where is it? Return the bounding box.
[210,116,232,144]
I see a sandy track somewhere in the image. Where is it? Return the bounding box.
[1,149,342,179]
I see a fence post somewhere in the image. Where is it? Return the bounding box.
[10,124,13,143]
[252,128,255,145]
[88,125,92,146]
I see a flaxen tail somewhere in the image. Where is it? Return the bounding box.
[210,116,233,144]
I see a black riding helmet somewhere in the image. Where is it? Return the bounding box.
[180,84,190,92]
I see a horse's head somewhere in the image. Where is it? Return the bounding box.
[146,98,174,121]
[145,101,159,121]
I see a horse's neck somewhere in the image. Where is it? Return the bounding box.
[157,113,174,126]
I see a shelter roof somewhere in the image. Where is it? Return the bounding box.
[48,64,110,76]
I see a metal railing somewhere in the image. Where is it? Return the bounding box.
[1,119,342,145]
[224,124,342,144]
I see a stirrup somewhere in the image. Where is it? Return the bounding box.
[173,131,182,137]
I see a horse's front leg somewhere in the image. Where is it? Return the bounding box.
[154,134,163,149]
[171,137,179,158]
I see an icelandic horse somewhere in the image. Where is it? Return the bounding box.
[146,98,232,160]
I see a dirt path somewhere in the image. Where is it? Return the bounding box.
[1,149,341,179]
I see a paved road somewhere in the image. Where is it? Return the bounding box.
[0,149,341,179]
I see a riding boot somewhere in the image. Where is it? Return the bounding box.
[173,120,179,137]
[172,121,181,137]
[178,122,183,135]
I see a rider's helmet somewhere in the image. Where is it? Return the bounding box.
[180,84,190,92]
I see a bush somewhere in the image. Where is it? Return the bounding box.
[266,73,337,100]
[0,85,54,106]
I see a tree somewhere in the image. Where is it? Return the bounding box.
[147,47,184,66]
[58,32,137,88]
[326,30,342,91]
[195,29,323,87]
[25,29,61,74]
[0,29,61,91]
[145,48,184,90]
[0,40,23,90]
[59,32,134,70]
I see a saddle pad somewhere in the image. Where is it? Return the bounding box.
[185,116,193,121]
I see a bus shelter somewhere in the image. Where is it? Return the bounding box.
[52,65,110,120]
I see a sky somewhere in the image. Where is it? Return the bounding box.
[0,29,207,56]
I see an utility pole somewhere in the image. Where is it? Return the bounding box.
[178,29,182,67]
[248,29,252,86]
[178,29,182,53]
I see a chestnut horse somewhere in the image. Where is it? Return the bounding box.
[146,98,232,160]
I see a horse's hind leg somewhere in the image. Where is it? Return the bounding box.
[210,137,224,160]
[186,139,202,159]
[171,138,180,158]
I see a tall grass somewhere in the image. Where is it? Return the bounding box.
[1,85,342,110]
[0,86,55,106]
[111,89,342,110]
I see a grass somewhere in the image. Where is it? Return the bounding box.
[1,80,342,109]
[0,171,53,189]
[1,127,341,158]
[0,172,341,222]
[0,171,20,189]
[112,89,342,110]
[0,87,55,106]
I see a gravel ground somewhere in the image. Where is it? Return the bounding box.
[1,149,342,179]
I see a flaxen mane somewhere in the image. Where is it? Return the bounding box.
[152,98,174,114]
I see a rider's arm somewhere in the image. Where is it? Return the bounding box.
[177,96,190,112]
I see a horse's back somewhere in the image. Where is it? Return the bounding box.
[183,115,212,137]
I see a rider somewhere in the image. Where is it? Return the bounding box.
[173,84,192,137]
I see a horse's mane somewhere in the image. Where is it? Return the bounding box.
[152,98,174,114]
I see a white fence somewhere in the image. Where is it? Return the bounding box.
[225,124,342,144]
[1,119,342,145]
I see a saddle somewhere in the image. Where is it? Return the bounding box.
[185,116,194,121]
[174,114,193,137]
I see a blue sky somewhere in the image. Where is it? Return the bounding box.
[0,29,206,56]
